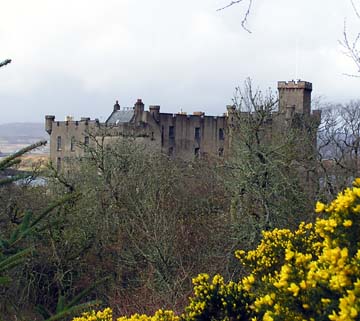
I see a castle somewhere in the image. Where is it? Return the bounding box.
[45,80,321,170]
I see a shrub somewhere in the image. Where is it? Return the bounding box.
[74,179,360,321]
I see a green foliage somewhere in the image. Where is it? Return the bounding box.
[0,142,46,285]
[43,137,233,314]
[225,79,316,248]
[0,141,100,320]
[80,180,360,321]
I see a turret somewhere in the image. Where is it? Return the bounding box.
[149,105,160,122]
[45,115,55,134]
[278,80,312,115]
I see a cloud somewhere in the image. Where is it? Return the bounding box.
[0,0,359,123]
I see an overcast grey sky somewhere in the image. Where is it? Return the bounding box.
[0,0,359,124]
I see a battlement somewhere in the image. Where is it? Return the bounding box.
[278,80,312,114]
[278,80,312,91]
[46,79,320,167]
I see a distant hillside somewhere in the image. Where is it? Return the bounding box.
[0,123,48,154]
[0,123,46,141]
[0,122,46,138]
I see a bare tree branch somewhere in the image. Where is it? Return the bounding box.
[217,0,253,33]
[0,59,11,69]
[340,1,360,76]
[351,0,360,19]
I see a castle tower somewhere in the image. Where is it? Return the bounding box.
[278,80,312,115]
[45,115,55,134]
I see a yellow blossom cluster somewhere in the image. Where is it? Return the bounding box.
[247,180,360,320]
[72,307,113,321]
[72,180,360,321]
[72,308,179,321]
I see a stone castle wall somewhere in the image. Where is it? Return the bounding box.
[45,80,320,169]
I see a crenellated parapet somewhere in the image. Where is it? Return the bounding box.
[45,80,321,169]
[278,80,312,115]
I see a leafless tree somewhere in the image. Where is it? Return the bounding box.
[340,0,360,76]
[318,100,360,200]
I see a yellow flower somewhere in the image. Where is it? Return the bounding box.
[353,177,360,187]
[315,201,326,213]
[288,283,300,297]
[263,311,274,321]
[343,220,353,227]
[285,249,295,261]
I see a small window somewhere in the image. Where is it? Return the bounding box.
[195,147,200,158]
[70,136,75,151]
[219,128,224,141]
[161,126,164,146]
[57,157,61,171]
[84,136,89,146]
[195,127,200,140]
[169,126,175,139]
[168,147,174,157]
[57,136,62,151]
[218,147,224,157]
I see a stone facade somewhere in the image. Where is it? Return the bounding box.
[45,80,321,170]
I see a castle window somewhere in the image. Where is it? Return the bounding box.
[84,136,89,146]
[169,126,175,139]
[195,127,200,140]
[218,147,224,157]
[219,128,224,140]
[57,157,61,171]
[57,136,62,151]
[195,147,200,158]
[70,136,75,151]
[161,126,164,146]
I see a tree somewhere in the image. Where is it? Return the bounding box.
[71,180,360,321]
[341,0,360,76]
[0,142,101,320]
[44,135,234,315]
[317,100,360,201]
[223,79,317,248]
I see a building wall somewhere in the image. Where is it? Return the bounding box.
[45,80,320,170]
[157,112,226,160]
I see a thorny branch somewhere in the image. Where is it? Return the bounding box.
[217,0,253,33]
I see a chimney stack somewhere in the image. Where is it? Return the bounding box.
[149,105,160,122]
[134,98,144,113]
[114,100,120,111]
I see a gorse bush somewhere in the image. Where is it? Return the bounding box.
[74,179,360,321]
